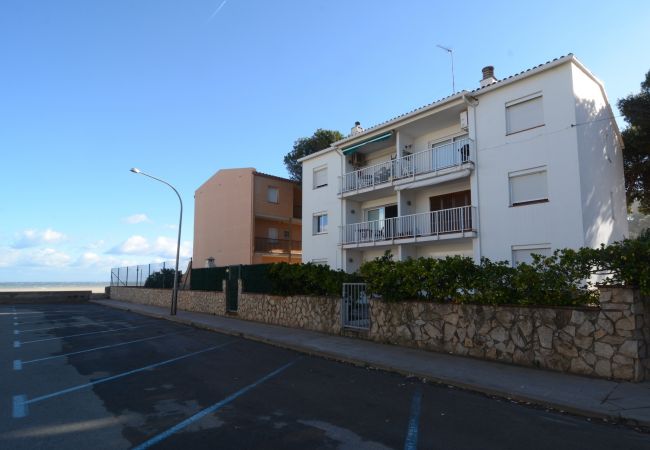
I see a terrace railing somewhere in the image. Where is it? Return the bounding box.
[341,206,476,245]
[339,138,473,194]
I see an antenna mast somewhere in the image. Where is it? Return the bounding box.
[437,45,455,94]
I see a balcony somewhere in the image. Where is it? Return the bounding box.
[341,206,476,247]
[254,237,302,254]
[339,138,473,195]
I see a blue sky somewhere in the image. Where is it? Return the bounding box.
[1,0,648,282]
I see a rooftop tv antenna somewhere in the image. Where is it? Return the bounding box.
[437,44,455,94]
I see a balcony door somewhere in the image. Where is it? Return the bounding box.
[366,204,398,240]
[429,190,471,232]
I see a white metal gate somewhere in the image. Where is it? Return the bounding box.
[342,283,370,330]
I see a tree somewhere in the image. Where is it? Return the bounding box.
[144,268,181,289]
[283,129,344,183]
[618,70,650,213]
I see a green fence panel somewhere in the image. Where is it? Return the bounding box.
[240,264,274,294]
[191,267,227,291]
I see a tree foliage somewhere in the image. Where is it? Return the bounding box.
[283,129,344,183]
[144,268,181,289]
[359,230,650,304]
[618,70,650,213]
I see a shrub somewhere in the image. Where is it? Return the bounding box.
[358,230,650,305]
[144,268,181,289]
[268,262,361,296]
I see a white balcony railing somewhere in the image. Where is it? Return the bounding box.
[341,206,476,245]
[339,138,473,194]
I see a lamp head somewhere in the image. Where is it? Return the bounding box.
[130,168,141,174]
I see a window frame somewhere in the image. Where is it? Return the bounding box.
[508,166,549,207]
[511,244,552,267]
[266,186,279,204]
[313,212,328,235]
[505,92,544,135]
[313,166,328,189]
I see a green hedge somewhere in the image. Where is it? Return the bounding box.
[241,264,274,293]
[190,267,226,291]
[359,230,650,305]
[268,262,362,296]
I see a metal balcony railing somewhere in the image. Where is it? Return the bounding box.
[341,206,476,245]
[339,138,473,194]
[254,237,302,253]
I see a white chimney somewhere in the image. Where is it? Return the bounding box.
[480,66,497,87]
[351,121,364,136]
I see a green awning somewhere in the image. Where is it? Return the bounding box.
[341,131,393,155]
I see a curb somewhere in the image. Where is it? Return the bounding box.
[91,300,648,429]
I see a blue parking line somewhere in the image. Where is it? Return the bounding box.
[16,323,160,345]
[12,341,234,418]
[404,388,422,450]
[132,358,299,450]
[16,330,190,370]
[13,312,128,326]
[16,319,144,334]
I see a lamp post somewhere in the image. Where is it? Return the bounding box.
[130,168,183,315]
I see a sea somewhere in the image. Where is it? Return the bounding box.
[0,282,109,294]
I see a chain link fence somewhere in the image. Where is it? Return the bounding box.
[110,258,192,288]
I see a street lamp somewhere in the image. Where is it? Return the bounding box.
[130,167,183,316]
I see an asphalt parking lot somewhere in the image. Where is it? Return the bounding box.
[1,303,650,450]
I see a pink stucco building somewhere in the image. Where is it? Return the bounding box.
[193,168,302,267]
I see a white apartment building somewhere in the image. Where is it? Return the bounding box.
[300,54,629,272]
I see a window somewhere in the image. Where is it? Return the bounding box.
[506,94,544,134]
[512,245,551,266]
[314,213,328,234]
[267,186,279,203]
[509,168,548,206]
[267,228,278,242]
[313,166,328,189]
[366,205,398,222]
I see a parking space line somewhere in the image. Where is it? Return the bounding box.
[3,310,90,316]
[16,319,146,334]
[13,313,128,326]
[403,388,422,450]
[15,330,191,370]
[132,358,300,450]
[16,323,161,345]
[12,395,27,418]
[13,341,234,418]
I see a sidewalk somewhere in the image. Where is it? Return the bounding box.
[92,298,650,427]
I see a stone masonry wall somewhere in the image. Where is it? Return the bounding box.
[368,287,648,381]
[109,287,226,316]
[238,293,340,334]
[109,285,648,381]
[643,293,650,380]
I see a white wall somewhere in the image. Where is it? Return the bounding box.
[475,63,586,263]
[301,150,343,269]
[571,63,629,246]
[412,124,465,153]
[416,240,473,258]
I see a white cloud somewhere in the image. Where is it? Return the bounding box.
[84,240,106,250]
[12,228,66,248]
[123,214,150,224]
[108,235,191,259]
[0,247,72,268]
[109,235,150,255]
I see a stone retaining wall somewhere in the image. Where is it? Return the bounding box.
[238,293,340,334]
[109,285,648,381]
[367,288,648,381]
[109,287,226,316]
[0,291,91,304]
